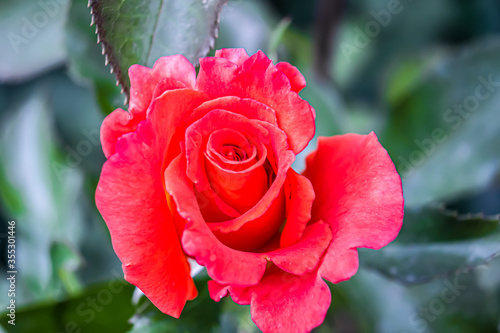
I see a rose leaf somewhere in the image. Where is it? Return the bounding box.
[381,37,500,207]
[359,207,500,285]
[88,0,228,103]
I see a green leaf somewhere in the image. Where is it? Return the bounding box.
[0,0,68,82]
[0,156,25,216]
[320,268,418,333]
[332,0,455,100]
[65,0,123,114]
[360,207,500,284]
[336,268,499,333]
[267,17,292,63]
[0,280,135,333]
[128,276,222,333]
[218,298,259,333]
[316,266,499,333]
[89,0,228,100]
[0,79,103,305]
[50,242,84,296]
[0,89,79,303]
[0,70,123,309]
[381,37,500,207]
[396,207,500,244]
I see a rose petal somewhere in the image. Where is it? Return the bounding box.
[205,150,268,214]
[208,220,332,316]
[303,132,404,283]
[318,246,359,284]
[206,129,259,170]
[147,89,240,222]
[208,281,252,304]
[280,169,315,248]
[147,88,210,168]
[210,266,331,333]
[193,96,278,126]
[129,55,196,116]
[184,110,271,200]
[210,190,286,251]
[197,51,315,153]
[276,62,307,93]
[101,61,195,159]
[199,114,295,235]
[203,128,269,216]
[195,186,242,222]
[182,110,292,250]
[148,92,280,171]
[150,77,188,100]
[250,268,331,333]
[215,48,250,66]
[148,93,286,238]
[96,121,196,318]
[100,108,143,158]
[164,153,268,286]
[167,151,330,283]
[266,221,332,275]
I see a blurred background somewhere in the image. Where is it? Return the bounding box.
[1,0,500,332]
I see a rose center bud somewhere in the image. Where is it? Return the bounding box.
[220,145,246,161]
[204,129,269,214]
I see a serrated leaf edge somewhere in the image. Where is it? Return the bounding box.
[430,202,500,222]
[88,0,129,105]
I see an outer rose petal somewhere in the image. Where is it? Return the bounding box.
[303,132,404,283]
[96,121,196,318]
[193,97,278,127]
[208,281,252,304]
[250,268,331,333]
[129,55,196,115]
[266,221,332,275]
[100,108,143,158]
[210,266,331,333]
[215,48,250,66]
[147,88,210,168]
[209,221,333,332]
[196,50,315,154]
[276,62,307,93]
[101,64,196,158]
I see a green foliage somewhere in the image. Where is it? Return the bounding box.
[65,0,123,114]
[382,38,500,207]
[321,266,500,333]
[128,275,223,333]
[0,86,85,305]
[0,280,135,333]
[360,207,500,284]
[0,71,120,313]
[88,0,228,99]
[0,0,68,81]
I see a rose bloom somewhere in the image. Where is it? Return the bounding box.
[96,48,403,332]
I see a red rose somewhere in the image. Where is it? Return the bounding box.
[96,48,404,332]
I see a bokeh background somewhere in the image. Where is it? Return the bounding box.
[1,0,500,332]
